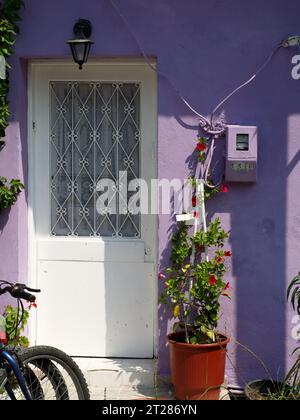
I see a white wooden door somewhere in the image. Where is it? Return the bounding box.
[28,61,157,358]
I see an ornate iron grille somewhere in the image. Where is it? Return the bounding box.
[50,82,141,237]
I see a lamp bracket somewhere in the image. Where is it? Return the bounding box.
[73,19,92,39]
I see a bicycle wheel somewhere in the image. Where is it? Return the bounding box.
[0,346,90,400]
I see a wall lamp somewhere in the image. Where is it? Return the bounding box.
[67,19,94,70]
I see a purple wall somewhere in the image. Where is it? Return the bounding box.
[1,0,300,387]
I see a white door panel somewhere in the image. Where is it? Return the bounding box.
[37,239,145,263]
[37,260,154,357]
[29,61,157,357]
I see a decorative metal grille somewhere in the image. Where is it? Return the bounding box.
[50,82,141,237]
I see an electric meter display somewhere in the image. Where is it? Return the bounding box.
[236,134,249,151]
[225,125,258,183]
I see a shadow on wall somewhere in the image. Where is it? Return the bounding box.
[157,50,300,388]
[0,208,10,236]
[158,117,289,387]
[6,0,300,390]
[0,208,16,312]
[206,122,289,386]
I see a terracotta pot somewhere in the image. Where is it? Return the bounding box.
[167,331,230,400]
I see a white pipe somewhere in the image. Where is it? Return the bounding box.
[189,180,208,296]
[199,180,209,262]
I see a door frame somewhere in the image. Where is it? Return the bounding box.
[27,59,158,356]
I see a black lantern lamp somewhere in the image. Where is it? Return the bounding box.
[67,19,94,70]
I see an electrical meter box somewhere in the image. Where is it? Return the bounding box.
[225,125,258,183]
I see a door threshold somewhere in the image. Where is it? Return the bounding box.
[73,357,158,388]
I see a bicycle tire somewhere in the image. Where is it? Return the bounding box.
[24,359,69,400]
[18,346,90,400]
[3,366,44,400]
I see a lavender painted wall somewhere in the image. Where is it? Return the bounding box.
[1,0,299,387]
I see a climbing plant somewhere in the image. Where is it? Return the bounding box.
[0,176,24,212]
[0,0,24,138]
[0,0,25,210]
[159,135,232,344]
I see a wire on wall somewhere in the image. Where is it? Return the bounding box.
[107,0,211,129]
[108,0,283,135]
[211,44,282,123]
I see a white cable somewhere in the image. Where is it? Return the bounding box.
[108,0,282,136]
[108,0,283,189]
[204,139,217,187]
[108,0,211,127]
[203,48,282,187]
[211,44,282,120]
[199,180,209,262]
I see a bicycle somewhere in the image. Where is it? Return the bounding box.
[0,280,90,400]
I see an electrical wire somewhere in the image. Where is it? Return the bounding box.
[204,137,217,187]
[204,45,282,187]
[108,0,283,136]
[107,0,283,189]
[211,44,282,121]
[108,0,211,128]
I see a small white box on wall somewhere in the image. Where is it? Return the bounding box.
[225,125,258,183]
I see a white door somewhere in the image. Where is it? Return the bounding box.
[28,61,157,358]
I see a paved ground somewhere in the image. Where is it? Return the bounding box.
[73,357,230,400]
[88,385,230,400]
[89,385,174,400]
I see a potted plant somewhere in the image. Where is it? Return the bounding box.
[160,217,232,400]
[0,304,35,394]
[3,304,32,347]
[244,273,300,400]
[245,379,298,400]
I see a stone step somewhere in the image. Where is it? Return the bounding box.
[73,358,158,388]
[72,357,230,400]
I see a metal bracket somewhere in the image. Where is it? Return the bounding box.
[73,19,92,39]
[282,36,300,48]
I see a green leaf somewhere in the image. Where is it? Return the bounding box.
[4,303,30,347]
[207,330,216,342]
[190,336,198,344]
[159,293,167,304]
[200,325,208,335]
[173,322,180,333]
[0,177,24,211]
[173,305,180,318]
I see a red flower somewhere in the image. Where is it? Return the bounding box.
[220,184,229,193]
[209,275,217,286]
[196,143,206,152]
[224,251,232,257]
[216,256,224,264]
[224,282,231,290]
[29,302,37,309]
[158,272,167,280]
[192,195,197,207]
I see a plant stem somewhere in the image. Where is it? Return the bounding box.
[184,321,189,343]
